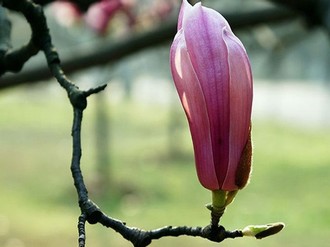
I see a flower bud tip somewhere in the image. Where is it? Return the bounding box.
[242,222,285,239]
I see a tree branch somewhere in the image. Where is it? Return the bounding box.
[32,0,102,11]
[3,0,106,215]
[97,212,243,247]
[0,5,296,89]
[0,5,39,75]
[0,6,11,54]
[268,0,330,32]
[0,39,39,75]
[78,214,87,247]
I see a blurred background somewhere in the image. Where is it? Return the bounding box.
[0,0,330,246]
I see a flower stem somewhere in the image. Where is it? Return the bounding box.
[210,190,227,227]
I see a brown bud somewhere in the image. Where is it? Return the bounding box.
[235,128,252,189]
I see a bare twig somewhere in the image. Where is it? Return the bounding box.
[3,0,107,224]
[0,5,39,75]
[78,214,87,247]
[97,212,243,247]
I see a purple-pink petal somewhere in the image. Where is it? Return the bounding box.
[170,0,253,191]
[182,3,233,189]
[177,0,191,30]
[222,28,253,190]
[170,30,219,190]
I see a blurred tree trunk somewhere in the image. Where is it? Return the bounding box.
[94,93,111,196]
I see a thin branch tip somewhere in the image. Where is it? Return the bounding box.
[84,83,108,97]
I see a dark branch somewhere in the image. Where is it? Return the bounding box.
[32,0,101,11]
[0,5,39,75]
[78,214,87,247]
[0,5,296,88]
[0,39,39,75]
[0,6,11,55]
[3,0,106,212]
[98,212,243,247]
[268,0,330,32]
[71,108,88,202]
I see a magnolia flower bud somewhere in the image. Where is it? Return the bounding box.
[242,222,285,239]
[170,0,253,191]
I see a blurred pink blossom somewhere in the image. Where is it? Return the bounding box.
[50,1,82,27]
[85,0,136,34]
[51,0,135,34]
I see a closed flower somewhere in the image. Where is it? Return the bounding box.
[170,0,253,192]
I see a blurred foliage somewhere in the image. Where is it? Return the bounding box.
[0,84,329,247]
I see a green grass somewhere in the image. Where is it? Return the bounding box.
[0,85,330,247]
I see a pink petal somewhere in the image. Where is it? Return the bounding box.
[177,0,191,30]
[172,1,253,191]
[222,28,253,190]
[170,30,219,190]
[182,3,233,188]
